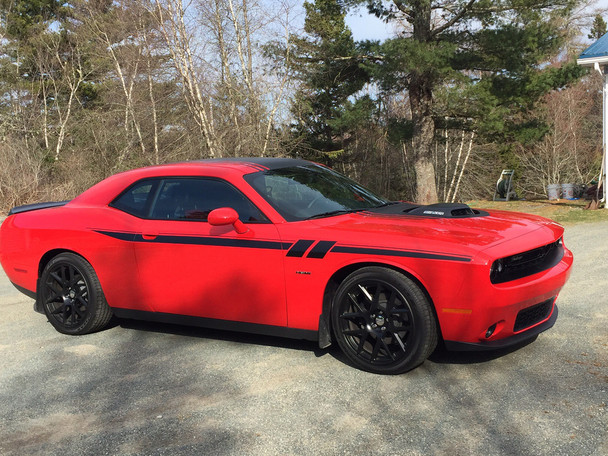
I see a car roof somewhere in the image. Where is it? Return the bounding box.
[118,157,313,177]
[69,157,314,207]
[198,157,311,171]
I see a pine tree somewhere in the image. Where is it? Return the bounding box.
[0,0,65,138]
[288,0,373,162]
[589,14,607,41]
[353,0,586,203]
[0,0,61,39]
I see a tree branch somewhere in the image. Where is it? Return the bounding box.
[431,0,477,37]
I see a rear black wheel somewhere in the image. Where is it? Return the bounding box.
[40,253,113,335]
[331,267,437,374]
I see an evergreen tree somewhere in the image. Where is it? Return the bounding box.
[589,14,607,41]
[288,0,373,162]
[0,0,65,140]
[352,0,586,203]
[0,0,61,39]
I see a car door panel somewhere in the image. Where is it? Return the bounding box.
[133,220,287,325]
[128,177,288,326]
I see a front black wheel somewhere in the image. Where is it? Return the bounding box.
[331,267,437,374]
[40,253,113,335]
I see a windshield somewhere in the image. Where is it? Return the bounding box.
[244,164,389,221]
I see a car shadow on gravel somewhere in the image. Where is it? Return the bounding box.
[428,336,538,365]
[319,338,542,372]
[117,317,541,371]
[117,317,326,355]
[117,317,394,371]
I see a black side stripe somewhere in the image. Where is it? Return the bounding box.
[137,235,290,250]
[95,230,291,251]
[95,230,137,241]
[286,239,315,257]
[331,245,471,262]
[307,241,337,259]
[95,230,471,262]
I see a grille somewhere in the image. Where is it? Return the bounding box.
[490,239,564,284]
[514,298,554,332]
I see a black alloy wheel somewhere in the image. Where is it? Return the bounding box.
[40,253,113,335]
[332,267,437,374]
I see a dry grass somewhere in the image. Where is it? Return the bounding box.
[467,199,608,225]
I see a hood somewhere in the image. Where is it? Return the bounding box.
[309,203,563,260]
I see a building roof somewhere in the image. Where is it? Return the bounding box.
[578,32,608,66]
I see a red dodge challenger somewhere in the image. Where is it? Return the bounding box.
[0,158,572,374]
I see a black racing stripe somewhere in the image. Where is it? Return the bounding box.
[234,162,268,172]
[134,234,290,250]
[96,230,470,262]
[96,230,291,251]
[243,163,266,172]
[307,240,337,259]
[94,230,137,241]
[330,245,471,262]
[286,239,315,257]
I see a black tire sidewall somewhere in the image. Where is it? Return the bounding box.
[40,253,104,335]
[331,267,436,374]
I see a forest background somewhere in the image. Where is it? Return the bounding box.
[0,0,607,210]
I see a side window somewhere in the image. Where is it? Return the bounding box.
[149,178,267,223]
[111,179,158,217]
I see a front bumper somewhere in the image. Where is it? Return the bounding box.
[444,304,558,351]
[433,235,572,346]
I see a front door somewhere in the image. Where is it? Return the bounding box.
[123,177,287,326]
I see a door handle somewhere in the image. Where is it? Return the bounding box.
[142,233,158,240]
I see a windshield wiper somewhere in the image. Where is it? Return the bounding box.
[306,209,365,220]
[373,201,398,208]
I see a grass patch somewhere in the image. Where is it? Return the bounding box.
[466,199,608,225]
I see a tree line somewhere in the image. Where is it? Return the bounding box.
[0,0,605,210]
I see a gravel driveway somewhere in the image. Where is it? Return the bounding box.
[0,221,606,456]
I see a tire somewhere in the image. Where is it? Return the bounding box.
[39,253,113,335]
[331,267,437,374]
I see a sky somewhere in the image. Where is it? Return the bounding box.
[345,6,393,42]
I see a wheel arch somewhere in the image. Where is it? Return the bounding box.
[38,248,91,277]
[35,249,90,313]
[36,248,114,334]
[318,261,443,349]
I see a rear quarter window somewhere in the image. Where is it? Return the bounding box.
[111,179,158,217]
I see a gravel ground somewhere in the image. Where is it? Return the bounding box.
[0,222,606,456]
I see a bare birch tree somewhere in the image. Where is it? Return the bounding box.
[153,0,221,157]
[519,74,601,197]
[435,127,476,203]
[38,36,88,162]
[151,0,298,158]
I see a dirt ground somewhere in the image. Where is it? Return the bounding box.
[0,221,606,456]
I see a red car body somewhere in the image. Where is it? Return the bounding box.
[0,158,573,373]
